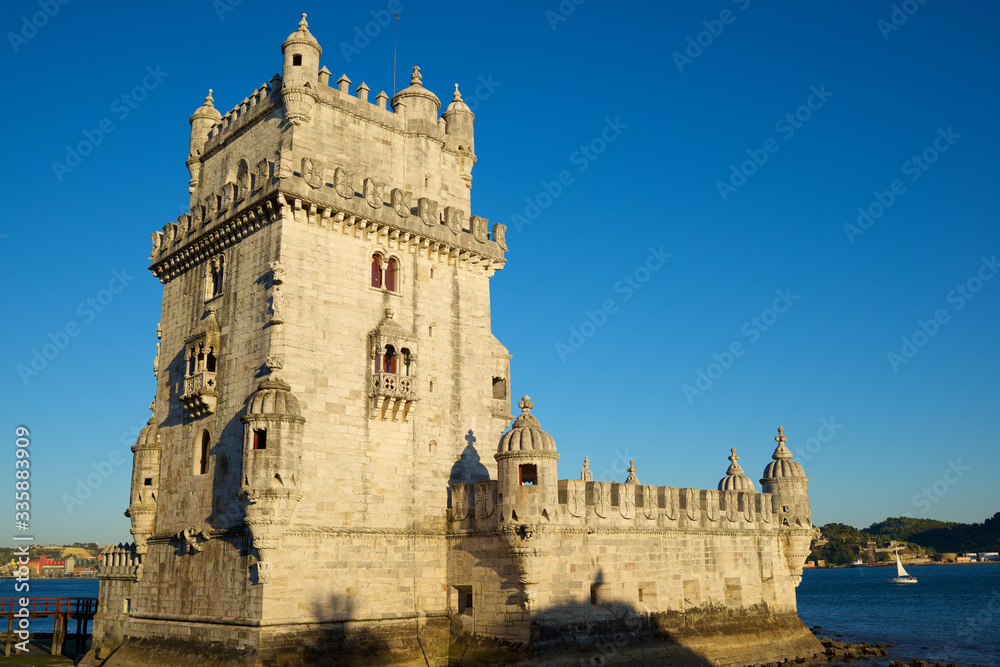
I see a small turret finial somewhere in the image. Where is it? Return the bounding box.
[299,13,309,30]
[385,307,394,320]
[411,66,422,85]
[453,83,463,101]
[517,395,533,413]
[775,426,787,444]
[625,460,639,484]
[205,89,215,106]
[729,447,739,464]
[581,456,592,481]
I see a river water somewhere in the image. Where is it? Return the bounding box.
[797,563,1000,666]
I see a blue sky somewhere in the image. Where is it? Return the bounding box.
[2,0,998,546]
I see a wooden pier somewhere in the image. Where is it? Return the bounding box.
[1,597,97,657]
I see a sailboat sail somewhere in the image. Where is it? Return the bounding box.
[896,552,909,577]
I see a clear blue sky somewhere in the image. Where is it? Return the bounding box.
[3,1,998,546]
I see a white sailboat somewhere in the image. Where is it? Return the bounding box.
[889,549,917,584]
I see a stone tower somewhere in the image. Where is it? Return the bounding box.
[90,13,511,666]
[90,13,823,667]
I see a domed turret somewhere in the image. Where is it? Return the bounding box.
[186,90,221,194]
[280,14,322,125]
[391,66,441,123]
[496,396,559,524]
[281,13,322,86]
[126,412,162,556]
[443,83,475,155]
[240,362,306,584]
[760,427,811,527]
[718,447,755,491]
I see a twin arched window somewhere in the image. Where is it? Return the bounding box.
[370,254,398,292]
[375,344,412,376]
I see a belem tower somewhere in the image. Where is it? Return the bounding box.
[85,14,824,667]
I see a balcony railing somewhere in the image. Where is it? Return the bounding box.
[371,372,415,399]
[181,371,218,418]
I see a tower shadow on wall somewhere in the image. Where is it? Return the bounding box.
[447,429,490,507]
[526,584,717,666]
[261,595,451,667]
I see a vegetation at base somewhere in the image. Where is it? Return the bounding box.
[810,512,1000,565]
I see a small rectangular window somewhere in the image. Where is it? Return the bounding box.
[590,585,598,605]
[292,54,302,66]
[638,588,644,602]
[253,429,267,450]
[143,478,153,486]
[456,586,473,615]
[519,464,537,486]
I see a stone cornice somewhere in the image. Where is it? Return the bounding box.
[150,195,280,283]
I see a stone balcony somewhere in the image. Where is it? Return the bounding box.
[369,372,417,422]
[181,370,218,418]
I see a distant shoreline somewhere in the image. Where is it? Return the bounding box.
[807,559,999,569]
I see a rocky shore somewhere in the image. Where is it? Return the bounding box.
[799,626,988,667]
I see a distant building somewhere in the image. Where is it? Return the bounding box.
[978,552,999,561]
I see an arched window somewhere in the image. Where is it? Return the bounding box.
[383,345,398,374]
[385,258,398,292]
[208,254,225,299]
[401,348,412,376]
[371,254,383,288]
[198,431,211,475]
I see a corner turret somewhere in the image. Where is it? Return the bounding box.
[280,14,321,125]
[239,360,306,584]
[495,396,559,524]
[281,13,321,86]
[443,84,475,155]
[760,426,811,527]
[125,410,161,559]
[187,90,221,196]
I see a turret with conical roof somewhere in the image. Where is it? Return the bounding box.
[495,396,559,524]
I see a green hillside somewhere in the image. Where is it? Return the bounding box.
[810,512,1000,565]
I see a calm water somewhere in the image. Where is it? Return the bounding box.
[2,578,99,635]
[798,564,1000,667]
